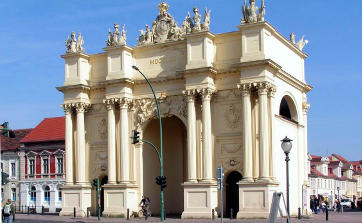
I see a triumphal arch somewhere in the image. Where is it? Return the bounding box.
[58,0,312,219]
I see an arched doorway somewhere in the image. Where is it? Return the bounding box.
[143,116,186,216]
[226,171,242,218]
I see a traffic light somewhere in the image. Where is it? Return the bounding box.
[155,176,167,190]
[1,172,9,185]
[92,178,99,187]
[160,176,167,190]
[0,122,15,138]
[132,130,140,144]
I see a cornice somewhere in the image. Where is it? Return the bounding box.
[238,21,308,59]
[103,45,133,53]
[232,59,312,93]
[60,52,90,60]
[133,74,184,86]
[133,38,186,51]
[98,78,134,87]
[185,31,216,40]
[56,84,90,93]
[179,66,218,77]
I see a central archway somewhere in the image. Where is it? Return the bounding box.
[143,115,186,216]
[226,171,242,218]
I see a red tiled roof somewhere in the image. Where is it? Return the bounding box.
[1,129,33,151]
[332,154,350,164]
[20,117,65,143]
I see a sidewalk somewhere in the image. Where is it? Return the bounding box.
[13,211,362,223]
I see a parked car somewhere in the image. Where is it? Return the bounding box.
[341,199,352,208]
[357,197,362,208]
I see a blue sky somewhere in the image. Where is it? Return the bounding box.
[1,0,361,160]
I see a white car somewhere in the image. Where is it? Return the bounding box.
[341,199,352,208]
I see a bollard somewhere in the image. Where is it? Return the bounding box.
[74,207,76,218]
[87,207,90,218]
[42,206,44,215]
[212,209,215,220]
[127,208,130,220]
[230,208,233,220]
[298,207,301,219]
[27,206,29,215]
[326,206,329,221]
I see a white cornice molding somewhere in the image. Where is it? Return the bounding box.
[56,84,90,93]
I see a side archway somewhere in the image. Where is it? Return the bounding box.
[279,95,298,123]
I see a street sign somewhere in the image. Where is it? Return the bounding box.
[216,166,224,180]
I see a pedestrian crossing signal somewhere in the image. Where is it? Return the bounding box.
[132,130,140,144]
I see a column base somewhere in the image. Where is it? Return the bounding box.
[236,181,278,219]
[59,184,92,217]
[102,183,138,217]
[181,182,218,219]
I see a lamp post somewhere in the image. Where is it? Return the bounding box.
[281,136,293,222]
[132,65,165,221]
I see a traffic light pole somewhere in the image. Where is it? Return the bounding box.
[97,178,101,221]
[132,66,165,221]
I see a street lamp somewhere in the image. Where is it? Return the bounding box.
[281,136,293,222]
[132,65,165,221]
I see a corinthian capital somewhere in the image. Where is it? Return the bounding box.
[74,102,91,113]
[103,98,117,111]
[198,88,215,101]
[182,89,197,103]
[302,101,310,114]
[237,83,252,97]
[61,103,74,115]
[118,97,132,109]
[254,82,274,95]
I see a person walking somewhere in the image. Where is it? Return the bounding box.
[310,198,315,214]
[2,199,14,223]
[139,196,151,220]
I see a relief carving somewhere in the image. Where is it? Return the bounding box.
[221,143,241,154]
[133,95,186,128]
[97,118,107,141]
[91,151,108,178]
[224,104,241,130]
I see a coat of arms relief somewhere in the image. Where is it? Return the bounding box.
[137,1,211,46]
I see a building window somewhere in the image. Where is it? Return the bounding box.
[57,157,64,174]
[42,158,49,174]
[44,186,50,202]
[10,162,16,177]
[29,159,35,175]
[30,186,36,201]
[58,188,62,201]
[11,188,16,201]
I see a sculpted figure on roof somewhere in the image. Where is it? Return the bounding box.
[65,31,84,54]
[242,0,265,24]
[106,23,126,47]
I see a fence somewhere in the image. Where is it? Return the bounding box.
[15,205,62,215]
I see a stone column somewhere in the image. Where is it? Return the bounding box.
[238,84,253,182]
[75,102,89,185]
[256,82,271,181]
[200,88,214,182]
[268,87,277,181]
[63,104,74,185]
[105,99,117,184]
[119,98,130,183]
[183,89,197,182]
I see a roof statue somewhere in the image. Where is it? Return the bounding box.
[290,33,309,51]
[137,1,211,46]
[106,23,127,47]
[241,0,265,24]
[65,31,84,54]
